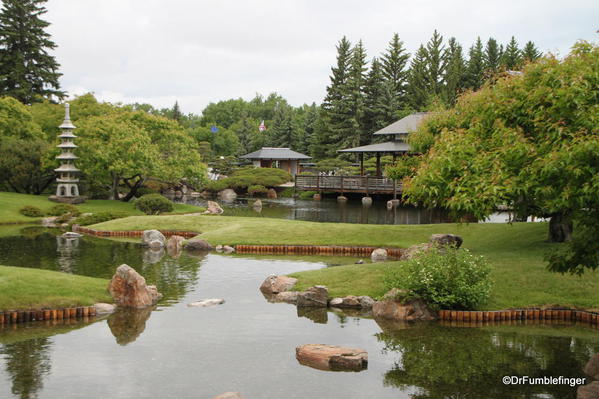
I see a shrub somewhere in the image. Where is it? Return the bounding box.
[204,167,292,192]
[247,185,268,196]
[19,205,44,217]
[384,247,492,310]
[74,212,128,226]
[48,204,81,217]
[134,194,174,215]
[135,187,158,197]
[298,190,317,199]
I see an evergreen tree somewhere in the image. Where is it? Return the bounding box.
[363,58,394,138]
[501,36,522,70]
[424,30,447,100]
[0,0,64,103]
[484,38,501,75]
[300,103,318,155]
[380,33,410,109]
[344,40,367,149]
[171,101,182,122]
[443,38,466,105]
[522,41,542,63]
[270,103,296,148]
[407,45,430,110]
[465,37,485,90]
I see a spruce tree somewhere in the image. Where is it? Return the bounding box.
[172,101,182,122]
[345,40,367,149]
[501,36,522,70]
[299,103,318,155]
[380,33,410,109]
[522,41,542,63]
[407,45,430,110]
[270,103,296,148]
[465,37,485,90]
[443,38,466,105]
[363,58,394,138]
[0,0,64,103]
[424,30,447,100]
[484,38,501,75]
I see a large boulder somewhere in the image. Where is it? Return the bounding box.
[429,233,463,248]
[141,230,166,248]
[578,382,599,399]
[296,286,328,307]
[184,237,213,251]
[329,295,375,309]
[373,295,437,321]
[266,188,277,199]
[108,264,162,308]
[94,302,116,314]
[275,291,301,304]
[399,243,433,261]
[203,201,224,215]
[371,248,388,262]
[296,344,368,371]
[218,188,237,201]
[584,354,599,380]
[259,275,298,294]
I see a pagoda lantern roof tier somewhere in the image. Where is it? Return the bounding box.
[59,103,77,129]
[59,120,76,129]
[58,131,77,138]
[57,142,78,148]
[56,152,79,160]
[55,164,80,173]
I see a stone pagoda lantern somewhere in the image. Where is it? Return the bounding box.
[50,103,85,204]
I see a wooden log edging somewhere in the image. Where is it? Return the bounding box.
[72,225,198,239]
[0,305,97,326]
[235,244,402,257]
[438,308,599,326]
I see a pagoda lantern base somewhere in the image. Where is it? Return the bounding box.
[48,195,87,204]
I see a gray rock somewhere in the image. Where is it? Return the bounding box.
[218,188,237,201]
[222,245,235,253]
[358,296,375,309]
[337,195,348,202]
[584,353,599,380]
[275,291,300,304]
[355,259,364,264]
[61,232,82,238]
[141,230,166,248]
[362,196,373,206]
[203,200,224,215]
[297,285,328,307]
[187,299,225,307]
[94,303,116,314]
[215,245,223,252]
[266,188,277,199]
[429,233,463,249]
[400,243,432,260]
[371,248,388,262]
[211,392,245,399]
[184,237,213,251]
[578,382,599,399]
[41,216,59,227]
[252,199,263,208]
[260,275,298,294]
[373,290,437,321]
[165,235,185,255]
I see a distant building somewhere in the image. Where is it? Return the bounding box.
[240,147,311,176]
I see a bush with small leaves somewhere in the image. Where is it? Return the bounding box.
[19,206,44,217]
[247,185,268,196]
[384,247,492,310]
[73,212,128,226]
[134,194,174,215]
[48,204,80,217]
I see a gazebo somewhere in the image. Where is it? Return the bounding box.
[240,147,311,176]
[338,112,430,176]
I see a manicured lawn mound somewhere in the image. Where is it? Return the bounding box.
[0,265,111,310]
[0,192,202,224]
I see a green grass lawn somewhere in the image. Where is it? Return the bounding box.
[90,214,599,311]
[0,265,111,310]
[0,192,202,224]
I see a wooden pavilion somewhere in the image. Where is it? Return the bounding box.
[240,147,311,176]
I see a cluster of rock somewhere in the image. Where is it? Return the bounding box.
[579,354,599,399]
[140,229,235,255]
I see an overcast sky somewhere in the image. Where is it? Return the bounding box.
[45,0,598,114]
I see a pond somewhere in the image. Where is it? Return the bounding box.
[0,226,596,398]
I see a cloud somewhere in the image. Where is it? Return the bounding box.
[45,0,598,113]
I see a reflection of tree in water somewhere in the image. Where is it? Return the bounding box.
[376,322,599,399]
[1,338,52,399]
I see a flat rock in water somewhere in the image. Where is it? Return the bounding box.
[211,393,245,399]
[296,286,328,307]
[296,344,368,371]
[187,299,225,307]
[259,275,298,294]
[94,303,116,314]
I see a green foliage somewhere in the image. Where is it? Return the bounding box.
[405,42,599,273]
[384,247,492,310]
[47,204,80,217]
[385,156,422,180]
[247,185,268,196]
[204,167,291,192]
[298,190,318,199]
[74,211,128,226]
[134,194,174,215]
[0,0,65,103]
[19,205,43,217]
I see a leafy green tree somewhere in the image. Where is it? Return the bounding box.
[465,37,485,90]
[380,33,410,109]
[522,41,542,63]
[405,42,599,273]
[484,37,502,75]
[443,38,466,105]
[501,36,522,70]
[0,0,64,103]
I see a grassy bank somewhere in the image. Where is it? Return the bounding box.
[0,192,202,224]
[89,214,599,310]
[0,265,111,310]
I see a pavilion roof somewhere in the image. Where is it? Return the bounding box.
[338,141,410,153]
[240,147,311,160]
[373,112,431,135]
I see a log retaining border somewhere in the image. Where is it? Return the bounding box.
[0,306,97,326]
[438,308,599,326]
[73,225,198,239]
[235,244,402,257]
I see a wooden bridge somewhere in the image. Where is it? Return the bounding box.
[295,175,400,196]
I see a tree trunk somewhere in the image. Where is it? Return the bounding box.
[121,174,145,202]
[548,212,573,242]
[110,173,120,200]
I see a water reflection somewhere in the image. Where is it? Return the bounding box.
[376,322,599,399]
[107,307,154,346]
[1,338,51,399]
[297,307,328,324]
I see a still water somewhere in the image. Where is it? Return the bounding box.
[0,227,596,399]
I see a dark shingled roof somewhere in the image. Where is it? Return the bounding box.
[373,112,431,135]
[240,147,311,160]
[338,141,410,153]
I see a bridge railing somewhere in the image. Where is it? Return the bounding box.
[295,175,398,194]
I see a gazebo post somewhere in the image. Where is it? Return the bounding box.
[376,153,381,177]
[360,153,364,176]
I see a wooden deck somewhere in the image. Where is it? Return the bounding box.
[295,175,400,195]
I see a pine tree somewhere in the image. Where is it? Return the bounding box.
[407,45,430,110]
[344,40,367,149]
[0,0,64,103]
[501,36,522,70]
[299,103,318,155]
[270,103,296,148]
[443,38,466,105]
[380,33,410,109]
[363,58,394,138]
[424,30,447,100]
[465,37,485,90]
[172,101,182,122]
[522,41,542,63]
[484,38,501,75]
